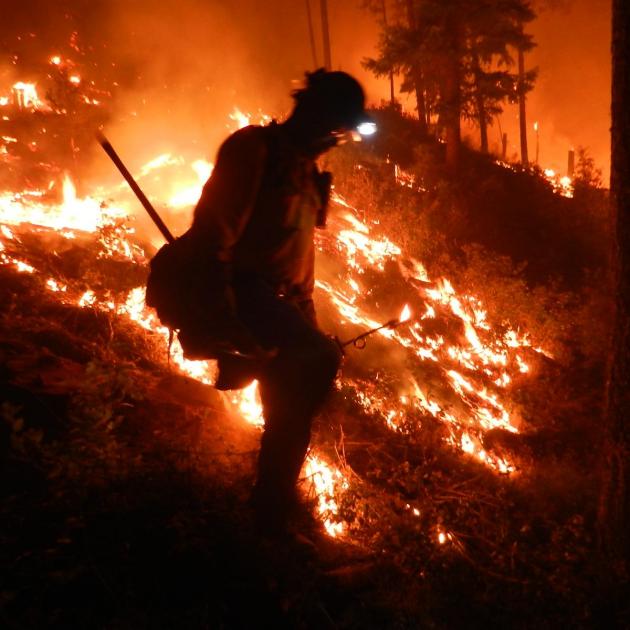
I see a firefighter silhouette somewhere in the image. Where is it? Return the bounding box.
[147,70,373,533]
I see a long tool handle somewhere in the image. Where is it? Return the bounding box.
[97,131,175,244]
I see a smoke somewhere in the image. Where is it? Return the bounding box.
[1,0,612,192]
[88,1,309,175]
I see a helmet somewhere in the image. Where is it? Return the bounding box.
[293,69,372,131]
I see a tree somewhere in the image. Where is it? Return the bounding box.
[363,0,536,168]
[598,0,630,580]
[362,0,429,133]
[465,1,536,154]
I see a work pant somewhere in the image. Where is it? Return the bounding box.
[228,275,342,523]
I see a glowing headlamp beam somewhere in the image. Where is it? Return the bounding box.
[357,122,377,136]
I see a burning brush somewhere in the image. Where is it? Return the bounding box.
[0,101,551,538]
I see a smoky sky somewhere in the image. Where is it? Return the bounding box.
[1,0,612,181]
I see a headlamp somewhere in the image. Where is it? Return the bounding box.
[357,121,377,136]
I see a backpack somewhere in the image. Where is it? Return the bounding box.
[145,236,195,330]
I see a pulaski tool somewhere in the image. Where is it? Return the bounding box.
[96,131,175,244]
[96,132,265,361]
[336,305,412,351]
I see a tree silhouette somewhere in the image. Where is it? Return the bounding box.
[363,0,536,166]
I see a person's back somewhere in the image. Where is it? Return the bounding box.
[185,121,325,311]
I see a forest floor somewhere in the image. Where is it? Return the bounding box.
[1,151,629,627]
[1,232,626,630]
[0,259,390,629]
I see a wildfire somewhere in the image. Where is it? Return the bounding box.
[304,455,349,537]
[399,304,412,322]
[543,168,574,197]
[0,95,551,537]
[168,159,214,209]
[228,107,272,130]
[11,81,47,110]
[0,174,127,234]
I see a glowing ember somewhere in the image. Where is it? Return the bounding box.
[12,82,48,110]
[229,107,251,130]
[228,380,264,427]
[399,304,412,322]
[304,454,349,537]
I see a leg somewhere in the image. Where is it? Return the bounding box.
[233,277,342,529]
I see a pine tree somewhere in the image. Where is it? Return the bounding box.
[363,0,536,166]
[362,0,429,132]
[465,0,536,154]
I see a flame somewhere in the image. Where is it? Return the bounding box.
[399,304,412,322]
[12,82,46,110]
[229,108,251,130]
[303,455,348,537]
[0,103,552,538]
[168,159,214,208]
[228,380,264,427]
[228,108,272,131]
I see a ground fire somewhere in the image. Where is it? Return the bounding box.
[1,89,551,535]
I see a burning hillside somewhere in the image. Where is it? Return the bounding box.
[0,81,554,540]
[0,2,619,627]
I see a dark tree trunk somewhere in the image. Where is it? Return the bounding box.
[472,55,488,153]
[443,13,462,172]
[305,0,318,68]
[598,0,630,577]
[518,47,529,166]
[321,0,332,70]
[478,100,488,153]
[406,0,428,133]
[382,0,396,105]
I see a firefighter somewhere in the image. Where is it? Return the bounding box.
[152,69,373,534]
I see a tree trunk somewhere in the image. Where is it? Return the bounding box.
[598,0,630,578]
[381,0,396,106]
[444,53,461,171]
[518,47,529,166]
[472,55,488,153]
[413,70,428,132]
[305,0,319,68]
[405,0,428,133]
[321,0,332,70]
[443,12,462,171]
[478,101,488,153]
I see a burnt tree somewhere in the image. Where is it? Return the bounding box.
[599,0,630,577]
[518,46,530,165]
